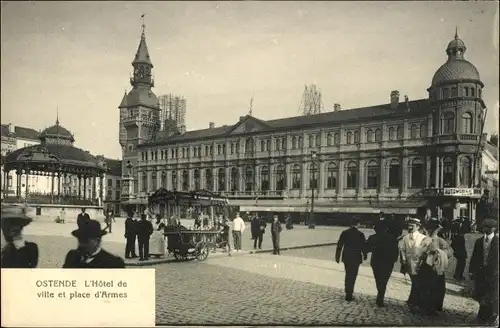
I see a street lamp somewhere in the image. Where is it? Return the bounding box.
[309,151,317,229]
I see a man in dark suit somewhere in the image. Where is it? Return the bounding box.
[469,218,499,324]
[137,214,154,261]
[76,207,91,228]
[271,213,282,255]
[365,222,399,307]
[124,211,138,259]
[63,219,125,268]
[451,223,467,281]
[251,213,266,250]
[335,216,367,301]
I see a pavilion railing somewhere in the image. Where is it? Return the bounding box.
[2,195,99,206]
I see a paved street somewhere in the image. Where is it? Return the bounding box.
[2,230,480,326]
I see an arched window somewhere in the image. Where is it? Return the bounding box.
[460,157,471,187]
[245,138,254,154]
[346,161,358,189]
[388,127,396,141]
[292,137,297,149]
[443,88,450,98]
[171,171,177,191]
[420,124,427,138]
[374,128,382,142]
[260,140,265,152]
[451,87,458,97]
[141,172,147,192]
[388,159,401,188]
[231,143,235,154]
[471,87,475,97]
[282,138,286,150]
[275,138,281,151]
[309,135,315,147]
[161,171,167,188]
[261,166,270,191]
[276,165,285,191]
[218,168,225,192]
[442,112,455,134]
[327,133,333,146]
[315,135,321,147]
[366,130,374,143]
[205,169,213,191]
[192,148,196,158]
[478,88,482,99]
[297,137,302,148]
[244,166,254,191]
[354,131,360,143]
[462,113,473,134]
[410,124,418,139]
[266,140,270,151]
[204,146,208,157]
[194,170,200,190]
[230,167,238,191]
[366,160,379,189]
[182,148,186,158]
[397,126,404,140]
[334,132,340,145]
[151,171,157,191]
[346,132,353,144]
[222,144,226,155]
[410,158,424,188]
[326,162,338,190]
[291,164,301,189]
[309,163,318,189]
[182,170,189,191]
[443,157,454,187]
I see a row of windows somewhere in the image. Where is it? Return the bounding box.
[440,86,481,100]
[441,112,475,134]
[139,157,473,192]
[140,123,430,161]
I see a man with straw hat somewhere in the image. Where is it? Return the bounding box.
[399,217,426,310]
[469,218,499,324]
[1,204,39,268]
[62,219,125,268]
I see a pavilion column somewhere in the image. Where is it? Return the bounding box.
[58,172,62,201]
[92,176,97,201]
[51,172,55,203]
[83,175,87,200]
[78,175,82,199]
[99,174,104,206]
[16,170,21,202]
[2,170,7,199]
[25,169,30,201]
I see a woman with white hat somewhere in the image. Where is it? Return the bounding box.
[1,205,39,268]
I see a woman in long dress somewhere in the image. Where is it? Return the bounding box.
[149,215,166,258]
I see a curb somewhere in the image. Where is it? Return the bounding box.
[249,242,337,254]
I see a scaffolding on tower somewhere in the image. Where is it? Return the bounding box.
[298,84,324,116]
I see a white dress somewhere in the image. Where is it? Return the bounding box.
[150,221,166,256]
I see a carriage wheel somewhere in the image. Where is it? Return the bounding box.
[195,242,209,261]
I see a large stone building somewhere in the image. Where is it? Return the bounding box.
[120,29,494,223]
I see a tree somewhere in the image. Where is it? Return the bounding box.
[490,134,498,146]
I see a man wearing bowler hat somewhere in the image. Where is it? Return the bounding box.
[1,204,39,268]
[62,219,125,268]
[76,207,91,228]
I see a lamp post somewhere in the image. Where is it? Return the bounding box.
[309,151,317,229]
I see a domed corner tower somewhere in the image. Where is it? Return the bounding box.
[425,29,487,223]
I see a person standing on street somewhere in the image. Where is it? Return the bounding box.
[59,207,66,224]
[399,218,426,310]
[232,212,245,252]
[149,215,166,258]
[251,213,266,250]
[1,205,39,268]
[365,222,399,307]
[63,219,125,268]
[335,216,367,302]
[77,207,90,228]
[469,219,499,325]
[124,211,138,259]
[271,213,282,255]
[136,214,154,261]
[451,223,467,281]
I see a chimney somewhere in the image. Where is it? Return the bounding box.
[333,103,341,112]
[7,123,14,134]
[179,125,186,134]
[209,122,215,129]
[390,90,400,110]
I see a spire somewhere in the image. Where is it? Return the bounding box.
[446,27,466,60]
[132,14,153,66]
[454,26,458,39]
[249,97,253,116]
[119,91,128,108]
[56,107,60,125]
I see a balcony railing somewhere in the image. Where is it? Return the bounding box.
[2,195,99,206]
[423,187,482,198]
[221,190,285,198]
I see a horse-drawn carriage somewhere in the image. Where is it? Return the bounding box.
[148,188,230,262]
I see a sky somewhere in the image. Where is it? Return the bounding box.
[1,1,499,159]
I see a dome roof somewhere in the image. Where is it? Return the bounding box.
[126,87,159,108]
[432,59,480,86]
[40,122,75,143]
[447,38,466,52]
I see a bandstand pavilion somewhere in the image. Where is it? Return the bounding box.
[2,118,107,217]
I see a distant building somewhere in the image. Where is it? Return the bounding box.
[100,157,123,215]
[159,94,187,133]
[481,140,499,219]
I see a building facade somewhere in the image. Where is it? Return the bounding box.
[102,158,123,215]
[120,30,493,222]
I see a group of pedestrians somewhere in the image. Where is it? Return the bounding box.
[124,211,167,261]
[335,212,498,324]
[230,212,283,255]
[1,204,125,269]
